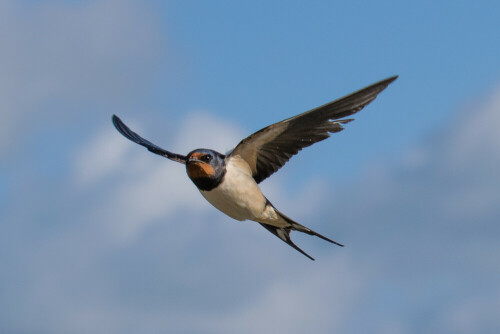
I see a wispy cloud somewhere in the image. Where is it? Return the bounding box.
[73,110,246,243]
[1,1,499,333]
[0,0,162,157]
[2,84,500,333]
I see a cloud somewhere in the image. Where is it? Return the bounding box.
[71,110,246,243]
[317,86,500,333]
[1,1,498,331]
[198,255,367,334]
[1,29,500,333]
[0,0,163,157]
[73,125,132,186]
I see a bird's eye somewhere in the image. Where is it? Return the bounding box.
[202,155,212,162]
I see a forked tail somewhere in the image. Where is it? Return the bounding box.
[259,209,343,261]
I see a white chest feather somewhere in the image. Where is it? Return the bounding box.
[199,156,267,221]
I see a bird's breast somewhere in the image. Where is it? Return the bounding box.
[199,157,266,221]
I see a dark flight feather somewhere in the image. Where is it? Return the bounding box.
[230,76,398,183]
[112,115,187,164]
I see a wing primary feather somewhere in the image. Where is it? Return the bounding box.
[112,115,187,164]
[299,75,398,121]
[229,76,398,183]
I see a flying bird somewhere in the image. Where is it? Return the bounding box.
[112,76,397,260]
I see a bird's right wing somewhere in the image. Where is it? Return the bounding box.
[112,115,187,164]
[229,76,397,183]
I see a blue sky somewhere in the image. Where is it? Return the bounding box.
[1,1,500,333]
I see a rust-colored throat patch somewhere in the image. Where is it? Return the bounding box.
[187,161,215,179]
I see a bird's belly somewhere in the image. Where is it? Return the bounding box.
[199,166,266,221]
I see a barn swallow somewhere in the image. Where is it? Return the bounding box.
[112,75,397,260]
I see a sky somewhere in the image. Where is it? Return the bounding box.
[1,0,499,333]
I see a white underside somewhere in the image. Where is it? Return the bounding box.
[199,156,283,226]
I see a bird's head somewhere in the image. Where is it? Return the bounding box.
[186,149,226,191]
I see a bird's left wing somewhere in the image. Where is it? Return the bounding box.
[112,115,187,164]
[229,76,397,183]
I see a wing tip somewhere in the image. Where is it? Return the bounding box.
[111,114,120,125]
[386,75,399,83]
[372,75,399,92]
[111,114,136,141]
[111,114,126,133]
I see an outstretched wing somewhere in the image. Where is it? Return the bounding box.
[112,115,187,164]
[229,76,398,183]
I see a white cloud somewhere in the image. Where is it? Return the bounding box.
[0,0,163,157]
[73,126,132,186]
[444,86,500,166]
[321,86,500,333]
[199,255,366,334]
[74,110,247,185]
[173,110,247,154]
[2,74,500,334]
[440,293,500,333]
[72,110,248,243]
